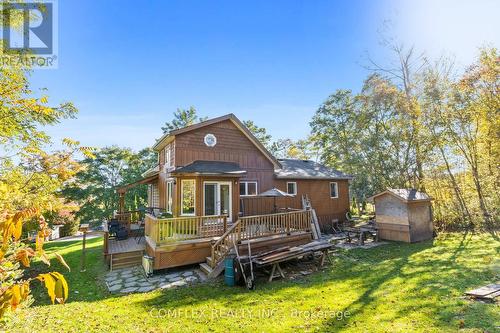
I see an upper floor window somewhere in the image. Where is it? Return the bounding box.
[165,146,171,167]
[287,182,297,196]
[330,182,338,198]
[240,181,258,196]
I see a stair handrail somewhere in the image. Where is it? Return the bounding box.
[210,218,242,268]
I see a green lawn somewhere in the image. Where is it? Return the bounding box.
[6,233,499,332]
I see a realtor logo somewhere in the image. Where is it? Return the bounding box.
[1,1,58,68]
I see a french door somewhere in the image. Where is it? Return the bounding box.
[203,181,232,221]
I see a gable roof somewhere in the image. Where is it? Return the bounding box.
[275,159,353,180]
[368,188,432,203]
[152,113,281,168]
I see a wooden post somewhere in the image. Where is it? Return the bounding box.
[79,224,89,272]
[118,193,125,213]
[223,216,227,233]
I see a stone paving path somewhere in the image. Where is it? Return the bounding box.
[104,266,207,294]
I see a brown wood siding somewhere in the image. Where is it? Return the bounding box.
[154,119,350,226]
[174,119,276,175]
[241,179,350,226]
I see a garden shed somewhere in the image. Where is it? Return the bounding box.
[369,189,433,243]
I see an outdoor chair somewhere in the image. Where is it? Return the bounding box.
[134,219,145,244]
[108,220,121,238]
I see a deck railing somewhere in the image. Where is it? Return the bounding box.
[211,210,311,268]
[145,214,227,245]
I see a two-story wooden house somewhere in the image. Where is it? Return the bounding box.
[143,113,351,223]
[110,114,352,273]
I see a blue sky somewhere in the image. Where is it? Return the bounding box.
[33,0,499,151]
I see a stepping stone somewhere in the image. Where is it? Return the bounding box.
[160,282,175,290]
[138,282,153,288]
[137,286,155,293]
[107,279,122,287]
[169,276,182,282]
[108,284,123,292]
[124,282,138,288]
[182,271,194,277]
[121,287,138,293]
[170,280,187,288]
[125,276,140,282]
[185,276,198,283]
[164,273,180,279]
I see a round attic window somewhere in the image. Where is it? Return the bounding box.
[204,133,217,147]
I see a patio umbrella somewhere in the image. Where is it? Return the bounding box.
[257,187,293,213]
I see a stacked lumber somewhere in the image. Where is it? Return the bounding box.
[252,241,333,265]
[465,284,500,301]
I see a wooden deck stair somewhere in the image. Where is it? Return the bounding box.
[110,250,143,270]
[106,237,146,270]
[200,211,314,278]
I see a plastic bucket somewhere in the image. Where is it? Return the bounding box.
[224,257,235,286]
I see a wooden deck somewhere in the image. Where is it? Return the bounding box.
[104,210,317,272]
[108,237,145,254]
[106,237,146,270]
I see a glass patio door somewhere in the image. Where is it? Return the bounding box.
[204,182,232,221]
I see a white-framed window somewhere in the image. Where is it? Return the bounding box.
[166,181,173,213]
[239,181,258,196]
[330,182,338,198]
[165,146,171,168]
[181,179,196,216]
[287,182,297,196]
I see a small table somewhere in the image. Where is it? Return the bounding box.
[344,224,378,245]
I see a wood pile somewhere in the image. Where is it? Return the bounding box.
[252,241,333,265]
[465,284,500,301]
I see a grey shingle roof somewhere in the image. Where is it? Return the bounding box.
[274,159,353,180]
[368,188,432,202]
[171,160,246,176]
[388,189,431,201]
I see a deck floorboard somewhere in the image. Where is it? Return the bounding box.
[108,237,146,254]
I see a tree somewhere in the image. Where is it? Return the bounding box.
[366,43,430,190]
[63,147,157,224]
[311,46,499,231]
[243,120,313,159]
[0,62,92,319]
[161,107,207,134]
[243,120,273,149]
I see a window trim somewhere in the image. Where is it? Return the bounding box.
[165,146,171,167]
[166,180,173,213]
[286,182,297,196]
[330,182,339,199]
[239,181,258,197]
[180,179,196,216]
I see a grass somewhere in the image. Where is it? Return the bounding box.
[5,233,500,332]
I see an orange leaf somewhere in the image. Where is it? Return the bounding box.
[37,273,56,304]
[10,285,21,310]
[35,231,44,253]
[12,218,23,241]
[50,272,69,304]
[15,248,35,267]
[39,252,51,266]
[54,253,71,271]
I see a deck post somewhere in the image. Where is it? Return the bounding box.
[286,215,291,235]
[223,216,227,233]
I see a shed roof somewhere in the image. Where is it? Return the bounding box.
[171,160,247,176]
[274,159,353,180]
[368,188,432,203]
